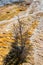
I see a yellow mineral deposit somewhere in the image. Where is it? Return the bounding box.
[0,4,26,21]
[0,31,15,65]
[28,20,39,36]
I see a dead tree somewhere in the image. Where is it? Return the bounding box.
[3,17,32,65]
